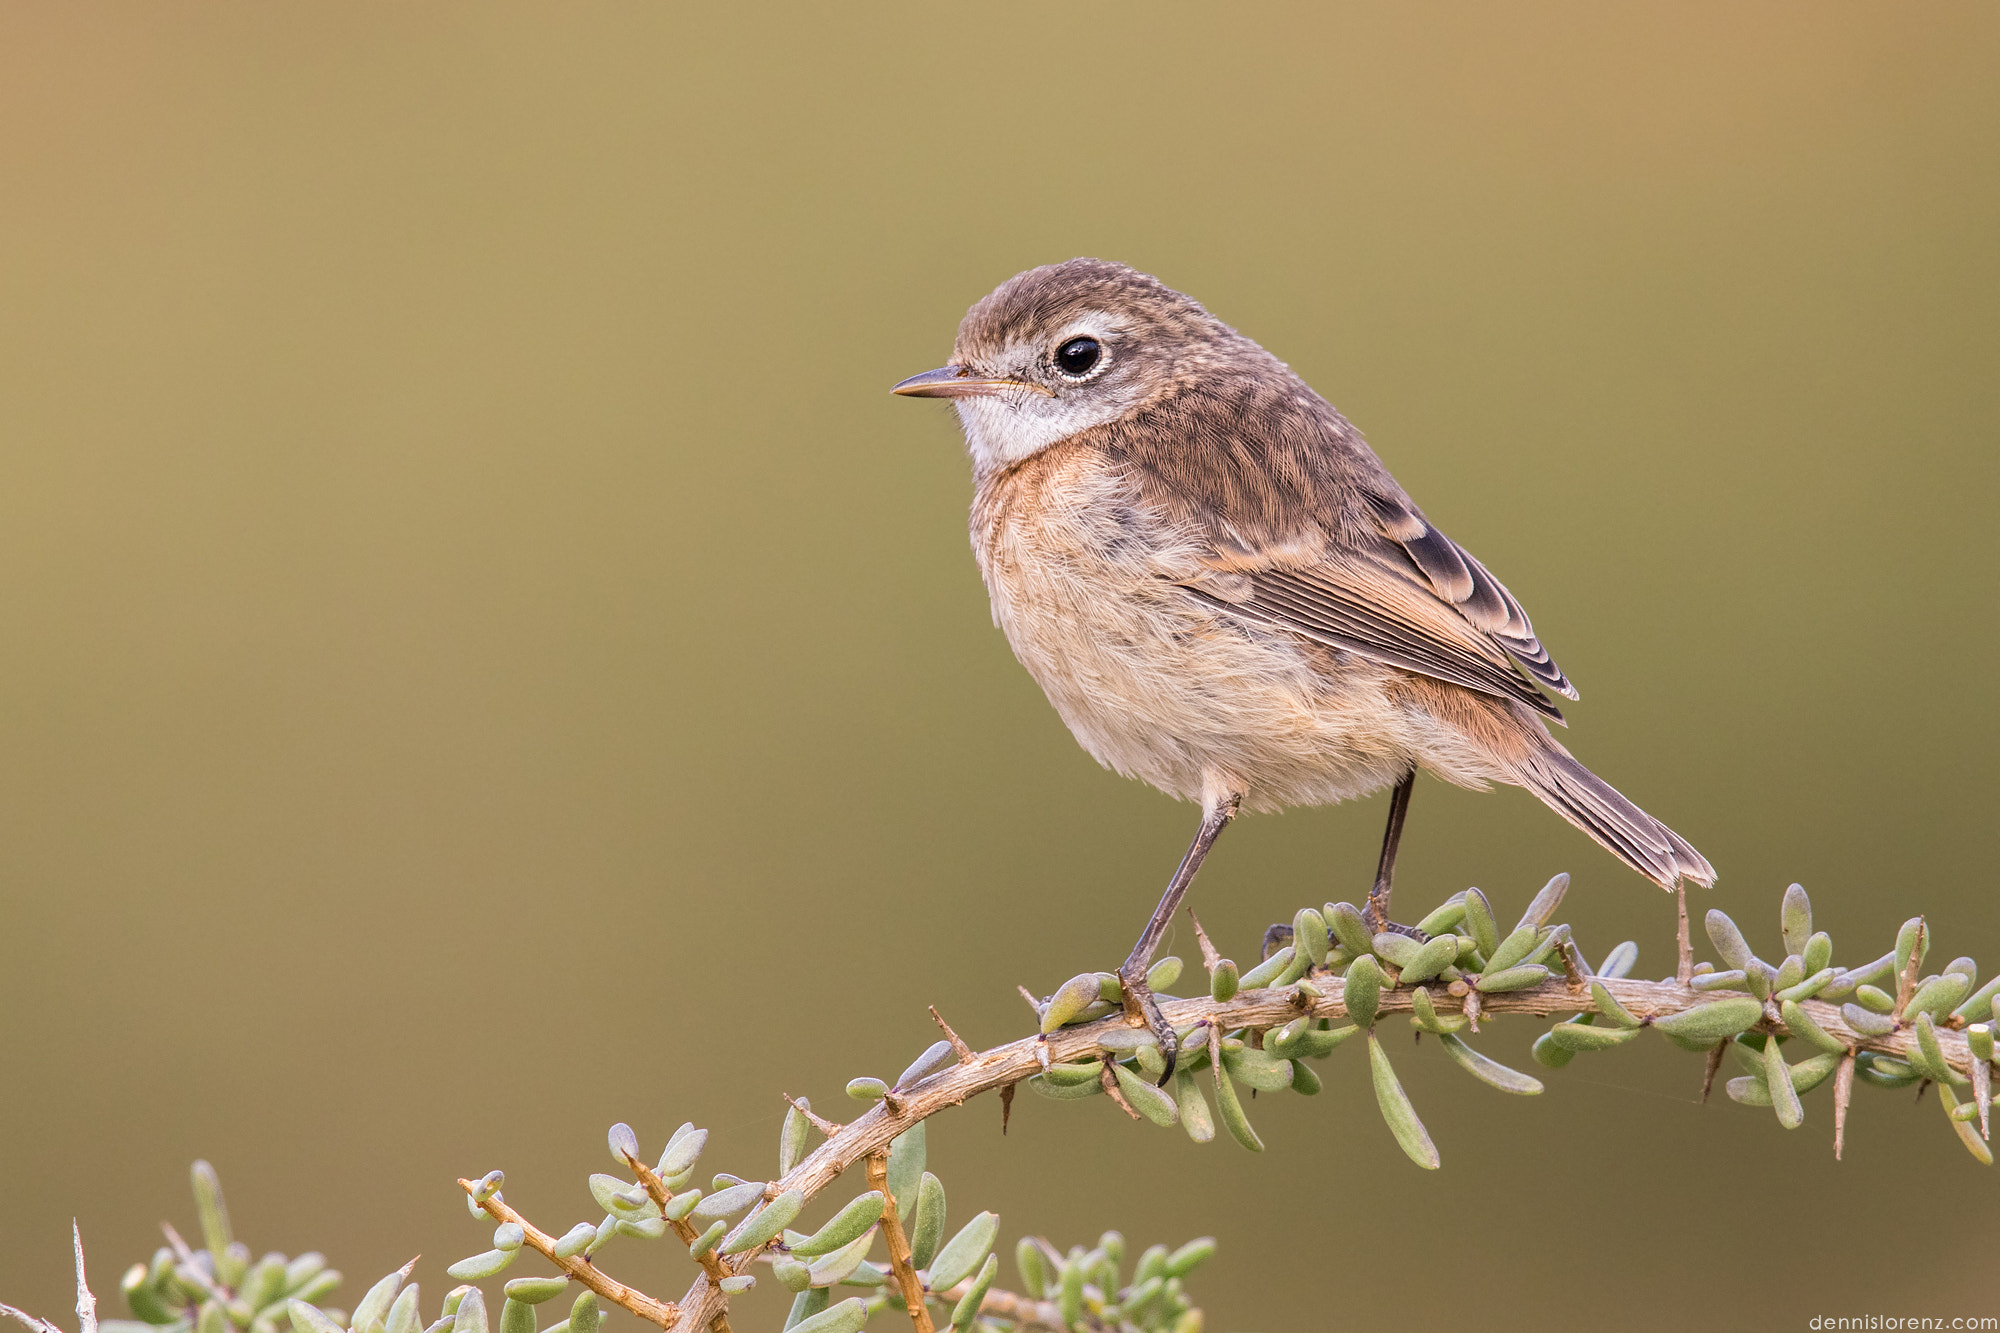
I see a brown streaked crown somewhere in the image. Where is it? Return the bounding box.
[953,258,1243,377]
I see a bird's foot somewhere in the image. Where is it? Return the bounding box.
[1118,961,1179,1086]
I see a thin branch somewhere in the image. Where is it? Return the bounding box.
[621,1150,735,1333]
[0,1305,63,1333]
[459,1180,678,1329]
[555,964,1985,1333]
[750,972,1979,1208]
[866,1152,935,1333]
[1675,885,1693,985]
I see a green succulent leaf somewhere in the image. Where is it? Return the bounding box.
[1210,1053,1264,1152]
[723,1189,805,1256]
[786,1297,868,1333]
[1368,1033,1440,1169]
[1112,1061,1181,1125]
[1651,996,1764,1044]
[950,1255,1000,1331]
[924,1211,999,1293]
[1438,1033,1543,1094]
[788,1192,883,1258]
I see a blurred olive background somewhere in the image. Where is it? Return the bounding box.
[3,4,1997,1329]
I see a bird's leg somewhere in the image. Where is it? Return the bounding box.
[1120,794,1240,1084]
[1363,771,1417,936]
[1261,773,1426,957]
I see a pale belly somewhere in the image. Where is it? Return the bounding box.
[974,480,1463,813]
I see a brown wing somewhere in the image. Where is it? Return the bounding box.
[1182,554,1568,721]
[1361,490,1575,701]
[1110,368,1574,718]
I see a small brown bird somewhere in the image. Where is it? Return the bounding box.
[894,259,1713,1072]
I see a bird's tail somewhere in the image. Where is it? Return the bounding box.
[1507,719,1715,889]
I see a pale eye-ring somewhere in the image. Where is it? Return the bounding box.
[1054,336,1103,378]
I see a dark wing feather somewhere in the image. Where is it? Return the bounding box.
[1364,490,1575,699]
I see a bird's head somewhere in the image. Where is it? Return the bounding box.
[893,258,1243,472]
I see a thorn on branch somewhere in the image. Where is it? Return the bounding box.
[1000,1082,1015,1135]
[1700,1041,1726,1104]
[1099,1062,1141,1121]
[72,1222,96,1333]
[159,1224,195,1267]
[1561,938,1588,990]
[1894,918,1925,1019]
[1187,906,1222,972]
[929,1007,976,1064]
[782,1095,844,1138]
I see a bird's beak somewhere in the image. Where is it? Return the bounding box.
[891,365,1052,399]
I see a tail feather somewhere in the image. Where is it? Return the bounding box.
[1514,736,1715,890]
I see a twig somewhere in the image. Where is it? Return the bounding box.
[0,1305,63,1333]
[621,1150,737,1328]
[72,1223,95,1333]
[459,1180,679,1329]
[930,1007,975,1064]
[866,1153,936,1333]
[1833,1052,1856,1161]
[1676,885,1693,985]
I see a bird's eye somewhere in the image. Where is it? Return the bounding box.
[1054,336,1103,378]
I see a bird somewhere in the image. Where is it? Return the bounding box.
[893,258,1713,1075]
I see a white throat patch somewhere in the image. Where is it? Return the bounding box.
[953,317,1133,473]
